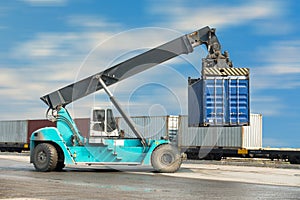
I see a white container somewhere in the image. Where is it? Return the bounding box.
[0,120,28,143]
[242,114,262,149]
[115,116,167,140]
[178,114,262,149]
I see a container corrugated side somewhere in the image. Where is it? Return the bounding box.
[116,116,167,140]
[179,114,262,149]
[242,114,262,149]
[0,120,28,143]
[179,116,243,147]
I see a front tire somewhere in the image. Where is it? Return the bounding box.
[151,144,182,173]
[33,143,58,172]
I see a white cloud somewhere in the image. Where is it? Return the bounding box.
[251,96,284,117]
[11,27,187,64]
[21,0,67,6]
[251,40,300,90]
[269,65,300,75]
[67,15,122,30]
[248,39,300,117]
[253,20,292,36]
[259,40,300,68]
[11,32,100,59]
[251,71,300,90]
[150,0,280,31]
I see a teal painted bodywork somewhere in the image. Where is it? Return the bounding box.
[30,107,169,166]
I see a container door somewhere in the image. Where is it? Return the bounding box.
[205,78,227,125]
[228,78,249,125]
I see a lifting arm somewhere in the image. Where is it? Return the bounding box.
[97,76,147,146]
[41,26,230,109]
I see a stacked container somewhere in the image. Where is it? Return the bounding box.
[115,114,262,149]
[188,58,250,127]
[178,114,262,149]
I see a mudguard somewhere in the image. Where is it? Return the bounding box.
[30,127,75,164]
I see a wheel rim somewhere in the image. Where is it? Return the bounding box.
[37,151,47,164]
[161,153,174,166]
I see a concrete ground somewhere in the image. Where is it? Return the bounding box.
[166,163,300,187]
[1,153,300,187]
[0,153,300,200]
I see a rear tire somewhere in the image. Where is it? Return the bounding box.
[33,143,58,172]
[151,144,182,173]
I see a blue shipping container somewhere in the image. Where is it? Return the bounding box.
[188,76,249,126]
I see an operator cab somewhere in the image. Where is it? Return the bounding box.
[89,108,119,144]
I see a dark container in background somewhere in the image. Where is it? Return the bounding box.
[74,118,90,138]
[27,120,56,143]
[27,118,90,142]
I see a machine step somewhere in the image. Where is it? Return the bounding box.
[76,162,141,166]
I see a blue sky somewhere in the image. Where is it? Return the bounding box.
[0,0,300,147]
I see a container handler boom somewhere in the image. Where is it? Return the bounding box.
[41,26,231,110]
[30,26,232,173]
